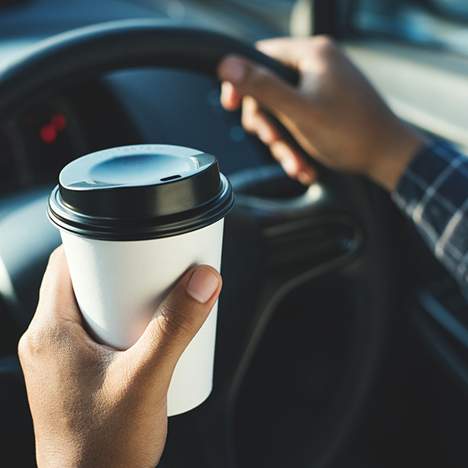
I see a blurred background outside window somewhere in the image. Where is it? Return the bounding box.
[133,0,468,55]
[350,0,468,56]
[3,0,468,54]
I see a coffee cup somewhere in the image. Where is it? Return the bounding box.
[48,144,233,416]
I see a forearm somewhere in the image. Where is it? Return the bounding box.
[365,121,427,192]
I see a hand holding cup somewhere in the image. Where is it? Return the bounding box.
[19,247,222,468]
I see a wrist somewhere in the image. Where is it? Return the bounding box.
[366,122,427,191]
[36,442,157,468]
[36,440,98,468]
[36,445,82,468]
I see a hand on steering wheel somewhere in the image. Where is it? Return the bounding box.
[218,36,426,191]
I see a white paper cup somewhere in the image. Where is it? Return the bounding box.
[48,145,233,416]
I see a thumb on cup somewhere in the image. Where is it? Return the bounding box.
[129,266,222,379]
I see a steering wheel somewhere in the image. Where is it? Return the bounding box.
[0,19,400,468]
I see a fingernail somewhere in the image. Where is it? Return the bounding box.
[298,170,315,185]
[220,57,246,84]
[282,157,298,175]
[186,267,220,303]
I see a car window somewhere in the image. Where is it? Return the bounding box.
[350,0,468,56]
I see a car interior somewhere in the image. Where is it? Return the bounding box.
[1,0,468,467]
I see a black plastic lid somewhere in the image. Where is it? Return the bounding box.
[48,144,234,240]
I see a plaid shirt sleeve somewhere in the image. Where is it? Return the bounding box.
[392,139,468,287]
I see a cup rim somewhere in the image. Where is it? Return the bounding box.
[48,173,233,241]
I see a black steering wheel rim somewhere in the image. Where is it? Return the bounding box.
[0,19,397,468]
[0,18,298,121]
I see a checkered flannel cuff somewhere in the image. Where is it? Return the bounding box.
[393,139,468,275]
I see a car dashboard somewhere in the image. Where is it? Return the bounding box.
[0,0,277,200]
